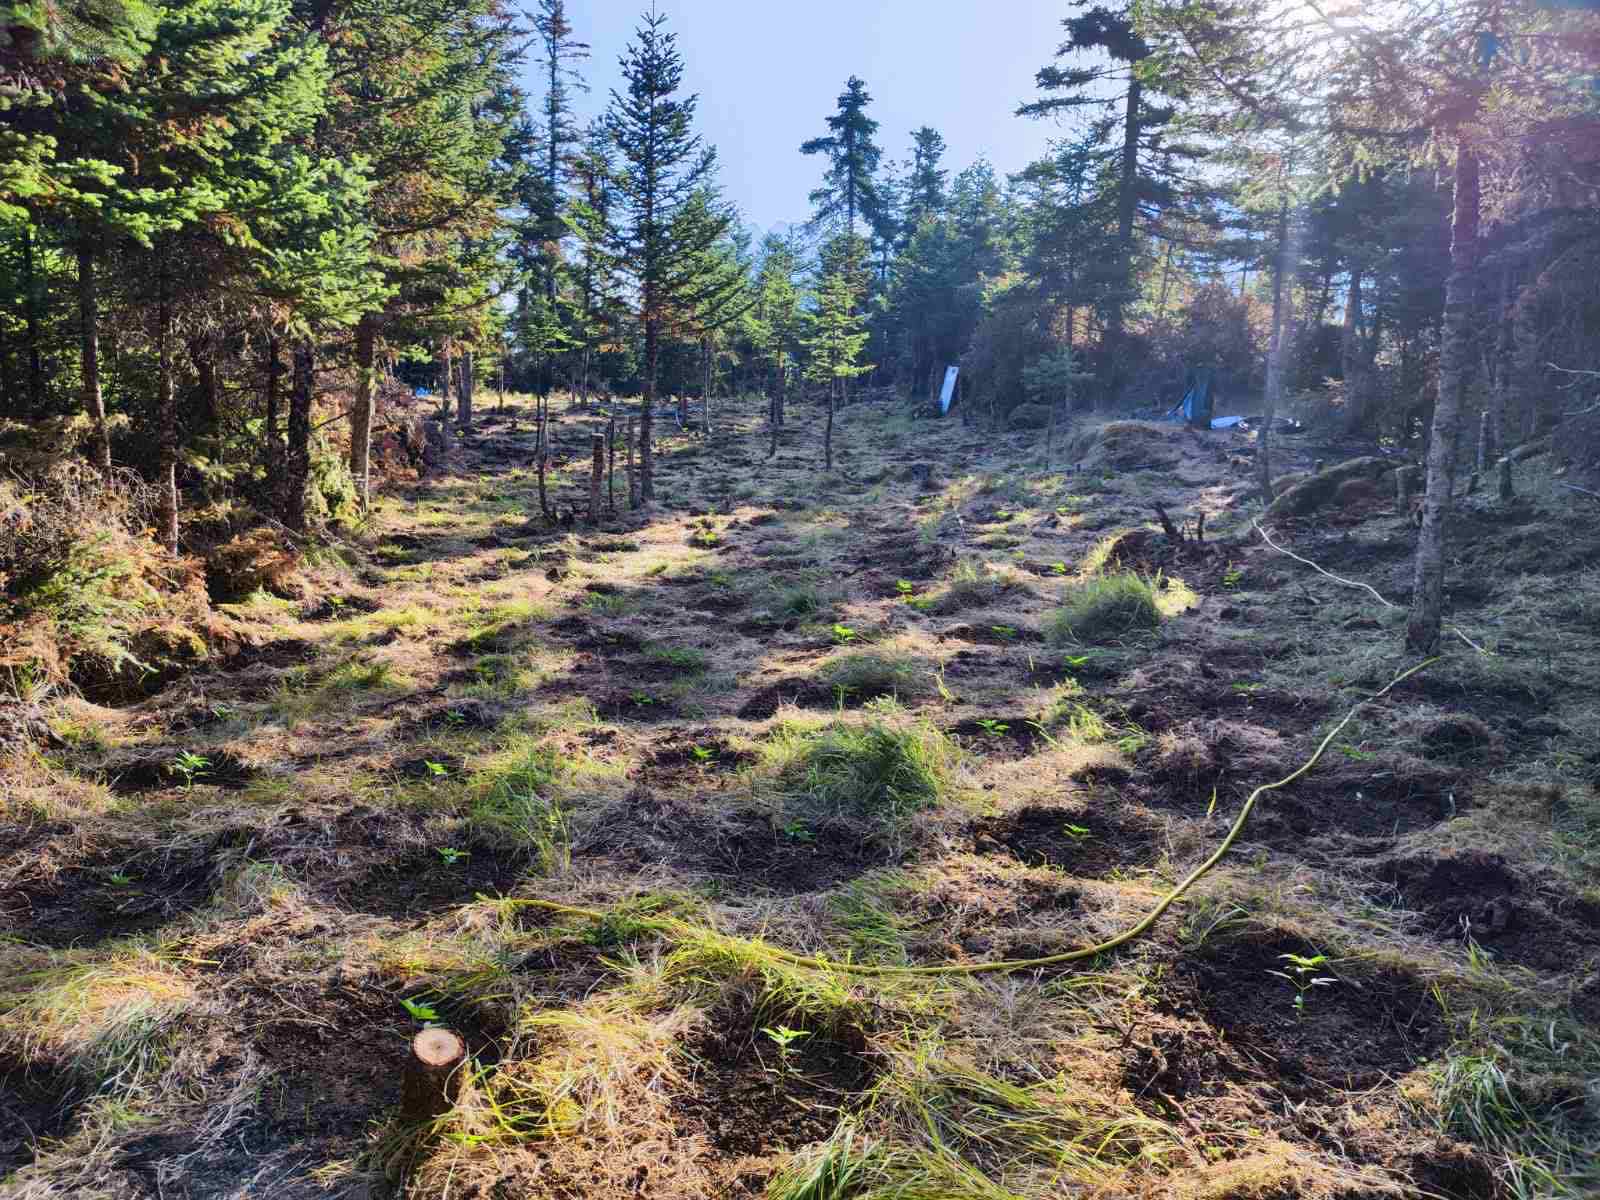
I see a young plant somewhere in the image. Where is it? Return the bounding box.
[1268,952,1337,1019]
[436,847,470,865]
[171,751,211,791]
[975,718,1010,739]
[831,623,859,645]
[761,1025,811,1074]
[400,996,442,1024]
[423,759,450,778]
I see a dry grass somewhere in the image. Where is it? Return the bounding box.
[4,392,1594,1200]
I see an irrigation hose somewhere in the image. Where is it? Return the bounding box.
[492,659,1437,979]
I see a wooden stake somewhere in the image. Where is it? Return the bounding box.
[400,1028,465,1123]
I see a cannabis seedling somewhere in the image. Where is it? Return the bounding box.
[1267,952,1336,1019]
[171,751,211,791]
[761,1025,811,1074]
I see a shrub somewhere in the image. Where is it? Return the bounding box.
[1046,572,1161,644]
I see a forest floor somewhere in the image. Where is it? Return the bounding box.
[3,394,1598,1200]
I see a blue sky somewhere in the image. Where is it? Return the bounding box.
[548,1,1074,236]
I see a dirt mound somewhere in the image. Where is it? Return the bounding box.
[972,804,1161,877]
[1177,929,1447,1097]
[1263,457,1395,518]
[1377,851,1600,972]
[1068,420,1191,471]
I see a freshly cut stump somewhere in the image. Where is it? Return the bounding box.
[400,1028,466,1123]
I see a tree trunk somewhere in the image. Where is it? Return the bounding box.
[824,378,835,470]
[155,260,179,553]
[1110,77,1140,370]
[1407,140,1479,654]
[536,398,551,520]
[400,1028,466,1124]
[264,334,283,482]
[641,316,657,503]
[588,433,603,523]
[190,336,220,431]
[457,350,473,431]
[607,415,616,514]
[77,241,111,475]
[498,355,507,413]
[1341,265,1365,433]
[626,415,638,509]
[283,340,315,531]
[22,224,44,415]
[349,316,377,509]
[1261,197,1290,505]
[702,336,713,440]
[440,345,452,420]
[1491,266,1513,453]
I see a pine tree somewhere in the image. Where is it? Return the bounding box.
[750,233,803,441]
[604,7,727,503]
[902,126,949,239]
[801,77,885,238]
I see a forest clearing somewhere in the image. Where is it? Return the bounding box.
[3,394,1598,1199]
[3,0,1600,1197]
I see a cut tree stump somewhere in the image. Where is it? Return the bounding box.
[400,1028,465,1123]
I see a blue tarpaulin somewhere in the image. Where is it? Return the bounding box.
[1164,367,1216,428]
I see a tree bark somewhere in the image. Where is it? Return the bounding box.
[77,241,111,475]
[439,345,452,420]
[606,415,616,514]
[155,257,179,553]
[1407,139,1479,654]
[22,224,44,415]
[349,316,377,509]
[400,1028,466,1124]
[283,340,315,531]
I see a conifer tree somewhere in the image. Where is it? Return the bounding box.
[803,264,872,470]
[801,77,885,238]
[604,6,727,503]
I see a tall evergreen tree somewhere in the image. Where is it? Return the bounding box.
[801,76,885,238]
[604,6,728,503]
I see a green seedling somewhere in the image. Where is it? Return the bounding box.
[1338,745,1374,761]
[976,718,1010,738]
[400,996,442,1024]
[1231,681,1262,695]
[423,760,450,778]
[831,624,859,644]
[895,579,915,598]
[990,625,1018,641]
[689,744,716,763]
[630,691,656,706]
[171,751,211,791]
[1062,654,1090,670]
[436,847,470,864]
[443,709,467,727]
[781,820,816,844]
[1051,561,1069,576]
[1267,952,1336,1018]
[108,872,133,886]
[1062,823,1091,841]
[761,1025,811,1073]
[1222,565,1244,589]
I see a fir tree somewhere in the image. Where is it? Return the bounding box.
[604,6,727,503]
[803,264,872,471]
[801,76,885,238]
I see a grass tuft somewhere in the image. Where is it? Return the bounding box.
[1045,571,1161,644]
[766,706,958,823]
